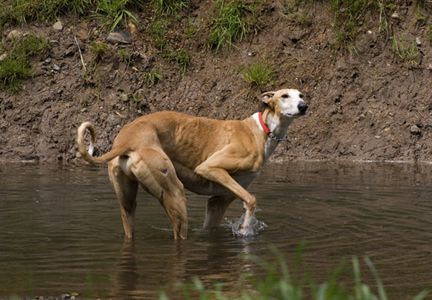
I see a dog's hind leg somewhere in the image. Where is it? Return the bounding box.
[131,148,188,240]
[108,158,139,240]
[203,195,235,229]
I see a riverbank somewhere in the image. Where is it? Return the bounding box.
[1,0,431,163]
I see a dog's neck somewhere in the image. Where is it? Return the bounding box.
[252,110,293,160]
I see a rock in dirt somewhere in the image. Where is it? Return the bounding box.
[119,93,128,102]
[6,29,24,40]
[410,125,421,135]
[391,12,400,20]
[0,53,7,62]
[107,31,132,44]
[127,21,138,35]
[64,39,85,56]
[53,20,63,31]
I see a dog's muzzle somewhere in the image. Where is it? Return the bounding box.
[298,102,308,115]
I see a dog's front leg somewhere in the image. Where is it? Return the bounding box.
[195,153,256,235]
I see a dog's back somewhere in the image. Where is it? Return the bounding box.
[112,111,257,170]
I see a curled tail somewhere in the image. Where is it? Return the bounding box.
[76,122,127,164]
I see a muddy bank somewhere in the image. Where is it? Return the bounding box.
[0,1,431,163]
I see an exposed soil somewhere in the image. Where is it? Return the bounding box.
[1,1,431,163]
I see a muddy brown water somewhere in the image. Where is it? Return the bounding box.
[1,162,431,299]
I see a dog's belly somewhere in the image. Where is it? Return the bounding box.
[173,162,259,196]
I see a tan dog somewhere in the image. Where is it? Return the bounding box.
[76,89,307,239]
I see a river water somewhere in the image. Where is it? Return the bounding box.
[0,162,431,299]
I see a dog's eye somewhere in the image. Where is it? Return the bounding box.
[282,94,289,98]
[299,93,304,99]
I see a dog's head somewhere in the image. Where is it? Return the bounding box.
[260,89,308,118]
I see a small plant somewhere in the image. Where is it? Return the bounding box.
[151,0,187,14]
[0,56,31,92]
[330,0,378,49]
[391,35,420,66]
[208,0,257,50]
[143,69,162,85]
[184,17,197,40]
[95,0,139,31]
[0,34,49,92]
[242,62,274,87]
[90,41,109,61]
[12,34,50,57]
[117,48,132,63]
[150,18,169,50]
[282,0,311,26]
[167,49,191,74]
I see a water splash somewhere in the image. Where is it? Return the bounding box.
[228,212,267,237]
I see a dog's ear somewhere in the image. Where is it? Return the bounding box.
[259,91,275,111]
[261,91,275,103]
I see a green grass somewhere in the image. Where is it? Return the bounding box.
[0,0,142,31]
[151,0,187,14]
[95,0,140,32]
[330,0,378,48]
[117,48,132,63]
[0,34,49,92]
[160,254,429,300]
[150,18,170,50]
[90,41,109,61]
[149,15,191,74]
[391,35,420,66]
[0,56,31,91]
[242,62,274,87]
[328,0,426,50]
[166,48,191,74]
[143,69,162,85]
[208,0,258,50]
[0,0,94,27]
[12,34,50,57]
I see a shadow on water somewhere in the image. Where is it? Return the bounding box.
[0,161,432,298]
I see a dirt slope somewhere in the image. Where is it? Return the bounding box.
[0,0,431,163]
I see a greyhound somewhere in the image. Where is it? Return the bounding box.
[76,89,308,239]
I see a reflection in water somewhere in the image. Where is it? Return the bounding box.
[0,162,432,298]
[112,240,139,299]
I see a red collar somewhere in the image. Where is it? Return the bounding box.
[258,112,270,135]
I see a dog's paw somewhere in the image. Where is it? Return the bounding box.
[236,226,255,237]
[230,213,267,238]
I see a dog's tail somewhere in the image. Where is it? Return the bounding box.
[76,122,127,164]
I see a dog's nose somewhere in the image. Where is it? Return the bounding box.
[298,102,308,114]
